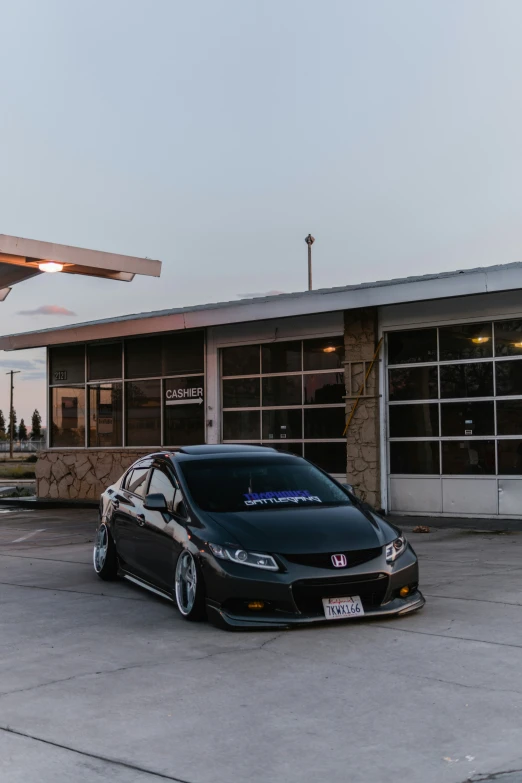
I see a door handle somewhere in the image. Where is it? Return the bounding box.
[136,514,146,527]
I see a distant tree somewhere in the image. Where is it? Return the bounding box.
[0,410,6,439]
[31,409,42,440]
[8,409,17,440]
[18,419,28,441]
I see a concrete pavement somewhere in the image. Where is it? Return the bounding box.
[0,510,522,782]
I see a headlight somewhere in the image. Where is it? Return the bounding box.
[208,543,279,571]
[385,535,407,564]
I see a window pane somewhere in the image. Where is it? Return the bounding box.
[262,341,301,373]
[222,345,259,376]
[498,440,522,475]
[303,337,344,370]
[440,363,493,398]
[87,342,122,381]
[126,380,161,446]
[442,440,495,475]
[266,442,303,457]
[389,404,439,438]
[51,387,86,447]
[164,395,205,446]
[304,373,344,404]
[89,384,122,447]
[494,320,522,357]
[50,345,85,384]
[496,360,522,396]
[148,469,176,507]
[262,376,302,406]
[222,378,260,408]
[439,323,492,360]
[497,400,522,435]
[440,401,494,436]
[125,337,162,379]
[163,331,204,376]
[262,409,302,440]
[305,442,346,473]
[388,366,438,401]
[390,441,440,474]
[387,329,437,365]
[126,467,149,496]
[222,411,260,440]
[304,407,345,439]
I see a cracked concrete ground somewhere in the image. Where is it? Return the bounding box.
[1,511,522,783]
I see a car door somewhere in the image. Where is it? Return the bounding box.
[112,463,151,576]
[138,463,183,591]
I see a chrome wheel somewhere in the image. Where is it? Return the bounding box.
[93,525,109,573]
[175,551,197,616]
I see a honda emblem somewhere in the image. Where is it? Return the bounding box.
[331,553,347,568]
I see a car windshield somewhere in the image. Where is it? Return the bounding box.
[178,456,351,513]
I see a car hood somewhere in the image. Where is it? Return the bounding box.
[206,504,394,554]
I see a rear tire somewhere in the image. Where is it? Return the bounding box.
[174,550,206,621]
[93,523,118,581]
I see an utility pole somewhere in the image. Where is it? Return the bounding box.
[305,234,315,291]
[6,370,20,459]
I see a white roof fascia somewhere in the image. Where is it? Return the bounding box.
[1,261,522,351]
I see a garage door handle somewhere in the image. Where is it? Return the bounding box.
[136,514,146,526]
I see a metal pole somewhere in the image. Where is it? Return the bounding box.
[7,370,20,459]
[304,234,315,291]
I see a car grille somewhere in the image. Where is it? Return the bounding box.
[283,546,382,569]
[291,573,389,616]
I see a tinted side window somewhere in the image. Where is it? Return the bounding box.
[125,467,149,496]
[148,469,176,508]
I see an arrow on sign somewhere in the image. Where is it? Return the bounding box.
[166,398,204,406]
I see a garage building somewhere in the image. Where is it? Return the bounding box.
[2,261,522,518]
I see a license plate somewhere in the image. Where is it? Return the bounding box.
[322,596,365,620]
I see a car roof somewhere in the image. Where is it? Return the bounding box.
[176,445,275,455]
[129,445,299,469]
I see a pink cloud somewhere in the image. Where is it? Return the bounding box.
[17,305,77,316]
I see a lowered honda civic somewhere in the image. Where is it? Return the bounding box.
[93,445,424,629]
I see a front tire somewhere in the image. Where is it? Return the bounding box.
[174,550,206,621]
[93,523,118,581]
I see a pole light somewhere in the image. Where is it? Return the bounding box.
[6,370,20,459]
[305,234,315,291]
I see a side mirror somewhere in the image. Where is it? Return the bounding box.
[144,493,169,512]
[341,482,355,494]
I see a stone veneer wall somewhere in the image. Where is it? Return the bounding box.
[344,308,381,508]
[36,449,161,500]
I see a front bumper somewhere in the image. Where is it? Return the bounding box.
[201,545,425,630]
[207,590,425,629]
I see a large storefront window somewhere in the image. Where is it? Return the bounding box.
[49,331,205,448]
[221,337,345,473]
[387,319,522,477]
[164,376,205,445]
[89,384,123,447]
[51,387,86,447]
[126,380,161,446]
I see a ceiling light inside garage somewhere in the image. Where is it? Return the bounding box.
[471,336,489,344]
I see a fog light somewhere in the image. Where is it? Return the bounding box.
[247,601,265,611]
[400,586,411,598]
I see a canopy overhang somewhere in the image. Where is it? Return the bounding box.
[0,234,162,300]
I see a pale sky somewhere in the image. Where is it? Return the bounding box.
[2,0,522,426]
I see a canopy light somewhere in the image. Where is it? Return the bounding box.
[323,346,337,353]
[38,261,63,274]
[513,342,522,349]
[471,336,489,344]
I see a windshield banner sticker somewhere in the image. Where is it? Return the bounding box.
[243,490,322,506]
